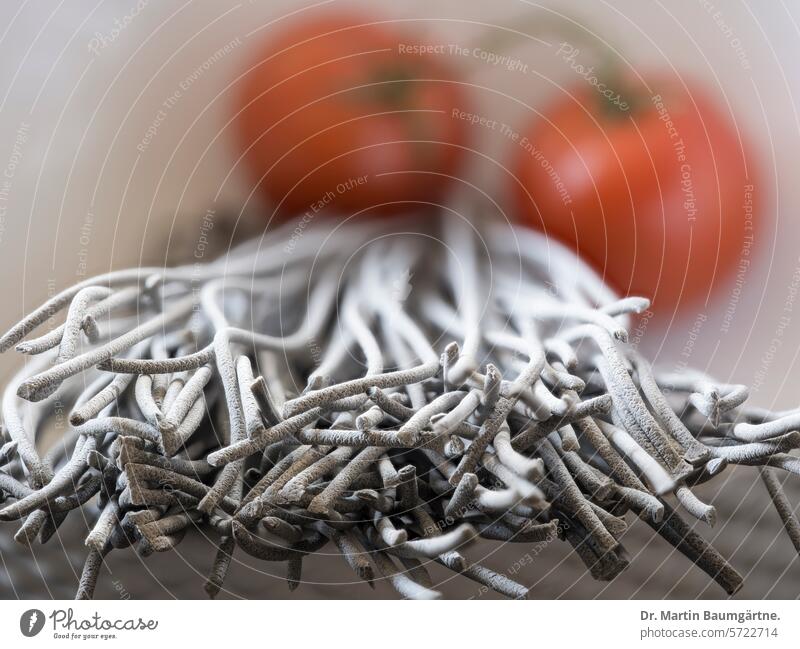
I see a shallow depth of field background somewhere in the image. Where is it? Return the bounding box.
[0,0,798,598]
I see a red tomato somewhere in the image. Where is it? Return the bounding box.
[511,77,758,311]
[233,12,469,217]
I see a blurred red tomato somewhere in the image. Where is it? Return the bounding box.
[234,13,469,217]
[511,77,758,311]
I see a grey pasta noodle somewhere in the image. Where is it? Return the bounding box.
[0,212,797,599]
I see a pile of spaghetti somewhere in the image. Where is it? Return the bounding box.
[0,212,798,599]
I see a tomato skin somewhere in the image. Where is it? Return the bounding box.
[234,13,469,217]
[511,78,758,311]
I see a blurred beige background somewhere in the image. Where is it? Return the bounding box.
[0,0,798,598]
